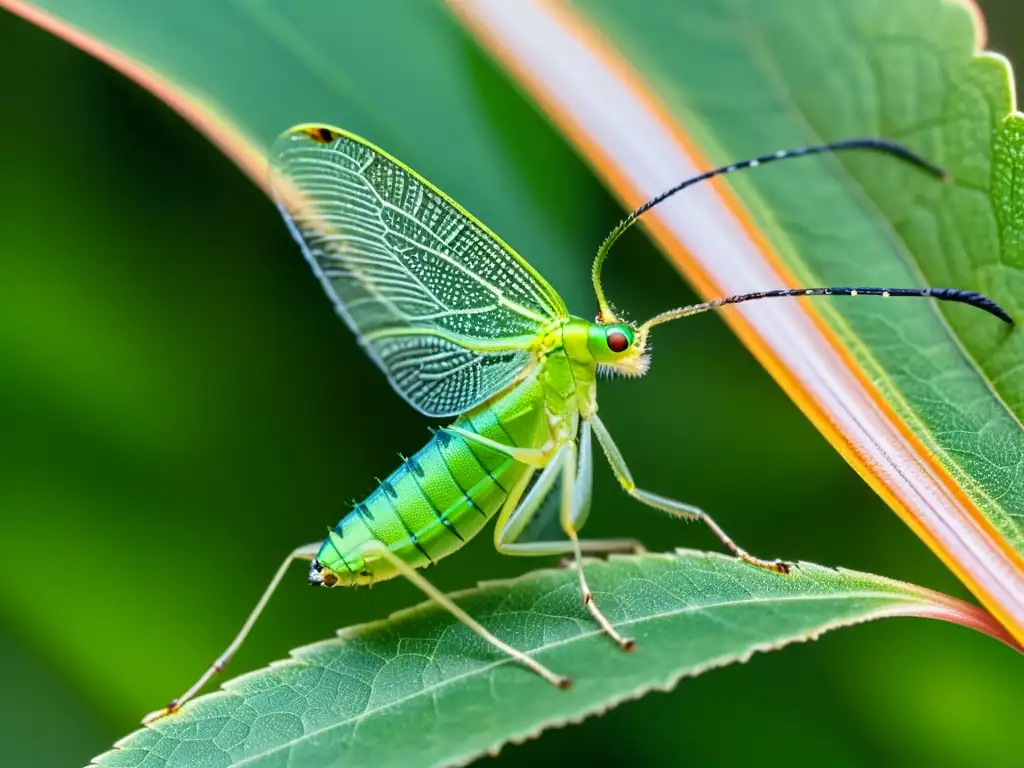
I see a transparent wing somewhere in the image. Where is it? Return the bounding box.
[269,124,568,417]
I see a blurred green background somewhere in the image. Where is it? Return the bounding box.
[0,1,1021,766]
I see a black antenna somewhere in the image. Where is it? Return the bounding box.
[593,138,949,321]
[643,286,1014,329]
[620,139,944,240]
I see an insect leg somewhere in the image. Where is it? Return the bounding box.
[589,414,790,574]
[559,430,635,649]
[443,425,550,468]
[141,541,322,725]
[495,423,638,650]
[360,541,571,689]
[494,426,642,557]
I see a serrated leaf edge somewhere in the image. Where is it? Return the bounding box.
[91,550,1019,768]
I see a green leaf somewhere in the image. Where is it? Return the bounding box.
[452,0,1024,640]
[90,551,1019,768]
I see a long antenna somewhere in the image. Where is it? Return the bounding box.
[640,286,1013,332]
[592,138,949,322]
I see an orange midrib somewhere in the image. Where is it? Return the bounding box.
[451,0,1023,643]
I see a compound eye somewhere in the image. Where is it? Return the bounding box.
[606,330,630,353]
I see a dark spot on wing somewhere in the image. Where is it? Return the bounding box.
[304,126,338,143]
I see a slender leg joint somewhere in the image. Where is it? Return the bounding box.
[697,511,791,574]
[364,542,572,689]
[492,427,639,656]
[141,542,322,725]
[568,530,635,652]
[590,414,791,576]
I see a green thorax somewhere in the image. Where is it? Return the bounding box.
[542,316,601,420]
[313,317,602,586]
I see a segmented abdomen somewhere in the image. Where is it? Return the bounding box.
[317,372,547,582]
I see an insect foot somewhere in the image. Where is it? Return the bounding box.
[577,580,636,651]
[739,553,792,575]
[141,701,178,725]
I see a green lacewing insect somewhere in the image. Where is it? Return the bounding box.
[144,124,1012,723]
